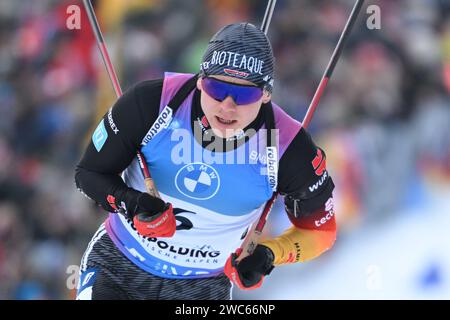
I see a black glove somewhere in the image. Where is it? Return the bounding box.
[108,189,166,219]
[224,245,275,290]
[133,192,166,217]
[132,193,176,238]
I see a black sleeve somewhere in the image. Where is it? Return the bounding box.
[278,127,335,216]
[75,79,163,216]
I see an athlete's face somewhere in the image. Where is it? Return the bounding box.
[197,75,271,138]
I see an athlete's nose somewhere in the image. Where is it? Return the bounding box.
[219,96,237,113]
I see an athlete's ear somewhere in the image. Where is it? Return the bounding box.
[262,90,271,104]
[197,78,203,91]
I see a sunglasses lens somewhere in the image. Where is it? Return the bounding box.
[202,77,263,105]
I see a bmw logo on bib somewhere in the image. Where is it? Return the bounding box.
[175,163,220,200]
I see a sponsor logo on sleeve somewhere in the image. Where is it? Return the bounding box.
[92,120,108,152]
[311,149,326,176]
[107,195,118,211]
[314,197,335,227]
[107,108,119,134]
[308,171,328,192]
[286,242,301,263]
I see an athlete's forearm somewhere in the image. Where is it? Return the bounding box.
[261,225,336,265]
[261,198,337,265]
[75,165,142,215]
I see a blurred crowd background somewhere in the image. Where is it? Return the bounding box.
[0,0,449,299]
